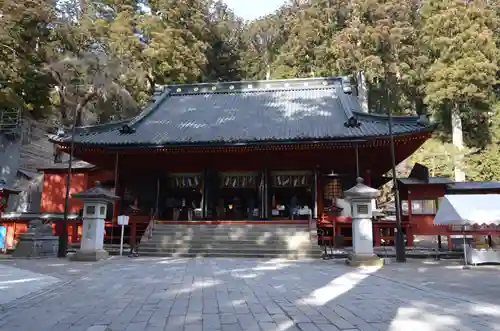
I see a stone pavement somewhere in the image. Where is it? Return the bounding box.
[0,263,60,306]
[0,257,499,331]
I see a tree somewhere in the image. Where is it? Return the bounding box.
[239,13,287,80]
[140,0,210,85]
[46,53,138,126]
[0,0,57,120]
[466,103,500,181]
[420,0,499,181]
[202,0,244,81]
[271,0,350,79]
[333,0,421,115]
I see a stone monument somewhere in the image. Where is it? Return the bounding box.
[344,177,384,267]
[70,181,119,261]
[12,219,59,258]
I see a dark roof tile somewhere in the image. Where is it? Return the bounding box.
[446,181,500,191]
[51,77,432,147]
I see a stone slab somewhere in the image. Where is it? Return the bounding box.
[0,258,499,331]
[0,264,60,306]
[70,249,109,262]
[346,254,384,267]
[86,326,111,331]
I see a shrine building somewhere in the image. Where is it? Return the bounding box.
[43,76,434,254]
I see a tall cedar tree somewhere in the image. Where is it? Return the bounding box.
[420,0,499,181]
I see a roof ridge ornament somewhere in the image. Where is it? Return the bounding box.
[417,114,430,126]
[344,116,361,128]
[119,124,136,134]
[341,76,353,94]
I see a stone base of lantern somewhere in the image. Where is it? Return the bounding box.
[70,249,109,262]
[346,253,384,267]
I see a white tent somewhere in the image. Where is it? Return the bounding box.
[434,194,500,226]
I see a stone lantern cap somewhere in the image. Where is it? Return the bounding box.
[72,181,119,202]
[0,178,21,195]
[344,177,380,199]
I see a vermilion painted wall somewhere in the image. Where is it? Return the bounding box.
[40,169,115,214]
[41,172,87,213]
[403,184,449,235]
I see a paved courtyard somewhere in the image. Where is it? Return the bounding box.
[0,258,499,331]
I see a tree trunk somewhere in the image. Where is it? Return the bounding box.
[357,71,368,113]
[74,89,97,127]
[451,105,466,181]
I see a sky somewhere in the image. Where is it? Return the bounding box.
[223,0,285,21]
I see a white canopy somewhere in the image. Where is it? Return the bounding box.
[434,194,500,226]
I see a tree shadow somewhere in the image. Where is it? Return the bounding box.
[1,257,499,331]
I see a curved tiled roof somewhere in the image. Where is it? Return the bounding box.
[51,77,432,147]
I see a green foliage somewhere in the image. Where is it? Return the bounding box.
[420,0,499,147]
[2,0,500,179]
[466,103,500,181]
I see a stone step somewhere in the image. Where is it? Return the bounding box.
[140,242,316,251]
[138,253,322,259]
[139,247,321,257]
[141,223,318,259]
[150,228,311,234]
[151,229,312,232]
[141,239,312,247]
[145,232,311,239]
[154,224,309,231]
[139,244,320,252]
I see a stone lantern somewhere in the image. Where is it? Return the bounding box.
[0,178,20,215]
[71,181,119,261]
[344,177,383,267]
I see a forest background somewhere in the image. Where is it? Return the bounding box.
[2,0,500,186]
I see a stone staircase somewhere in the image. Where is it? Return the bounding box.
[139,222,322,259]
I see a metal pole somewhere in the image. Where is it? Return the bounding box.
[120,223,124,256]
[59,109,79,258]
[387,91,406,263]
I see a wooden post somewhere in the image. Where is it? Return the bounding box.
[130,218,137,251]
[373,223,381,247]
[316,170,324,220]
[406,224,413,247]
[364,169,371,186]
[71,223,78,244]
[355,145,360,178]
[407,190,413,247]
[112,153,120,236]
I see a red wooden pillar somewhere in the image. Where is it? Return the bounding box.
[113,153,120,222]
[316,169,323,221]
[373,223,381,247]
[406,224,413,247]
[364,170,371,186]
[407,190,414,247]
[71,223,78,244]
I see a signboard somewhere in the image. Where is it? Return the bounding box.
[0,226,6,250]
[117,215,130,256]
[173,175,201,188]
[272,175,310,187]
[117,215,129,225]
[221,175,257,188]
